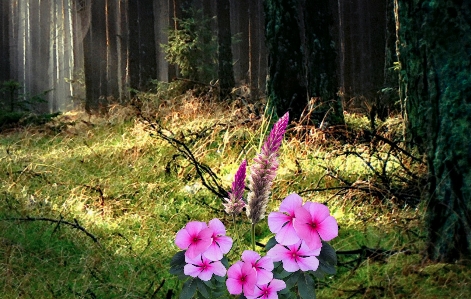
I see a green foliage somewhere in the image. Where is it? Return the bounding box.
[162,9,218,83]
[0,80,55,129]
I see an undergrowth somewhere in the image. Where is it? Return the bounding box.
[0,95,469,298]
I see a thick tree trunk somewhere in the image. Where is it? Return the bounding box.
[128,0,157,91]
[0,0,10,82]
[83,0,107,112]
[248,0,261,100]
[395,0,471,262]
[265,0,343,124]
[216,0,235,100]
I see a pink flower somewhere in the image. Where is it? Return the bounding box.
[203,218,233,261]
[226,261,258,296]
[175,221,213,259]
[293,202,338,250]
[184,254,227,281]
[241,250,274,285]
[246,279,287,299]
[223,160,247,216]
[268,193,304,245]
[267,240,321,272]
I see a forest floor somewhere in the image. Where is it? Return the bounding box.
[0,94,470,298]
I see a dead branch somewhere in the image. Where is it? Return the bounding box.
[1,216,100,245]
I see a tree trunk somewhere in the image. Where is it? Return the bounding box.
[248,0,261,100]
[0,0,10,82]
[128,0,157,92]
[216,0,235,100]
[83,0,107,112]
[395,0,471,262]
[265,0,343,124]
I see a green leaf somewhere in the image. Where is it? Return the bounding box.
[220,256,230,268]
[170,250,186,276]
[274,268,292,280]
[285,271,301,289]
[180,277,197,299]
[313,242,337,277]
[319,242,337,265]
[196,279,210,298]
[298,272,316,299]
[264,236,278,251]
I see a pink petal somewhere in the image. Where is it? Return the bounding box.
[216,235,233,254]
[268,212,291,234]
[282,255,301,272]
[184,263,202,278]
[256,256,274,272]
[308,203,331,223]
[269,278,287,292]
[186,227,213,258]
[274,221,300,245]
[227,261,243,277]
[241,250,261,265]
[175,228,191,250]
[297,255,319,272]
[226,277,243,295]
[241,262,257,296]
[210,260,227,277]
[203,234,232,260]
[208,218,226,235]
[203,242,223,261]
[293,207,322,250]
[185,221,205,236]
[255,268,273,285]
[317,215,339,241]
[279,193,303,214]
[267,244,288,262]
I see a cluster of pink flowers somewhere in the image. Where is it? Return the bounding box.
[267,193,338,272]
[172,112,339,298]
[226,250,285,298]
[174,193,338,298]
[175,218,232,281]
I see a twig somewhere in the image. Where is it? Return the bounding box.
[1,216,100,245]
[139,112,228,201]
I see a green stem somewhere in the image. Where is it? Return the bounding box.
[251,223,256,251]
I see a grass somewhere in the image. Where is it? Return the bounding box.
[0,96,469,298]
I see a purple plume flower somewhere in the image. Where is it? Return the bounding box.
[246,112,289,224]
[223,160,247,216]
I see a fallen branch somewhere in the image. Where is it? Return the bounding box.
[138,110,228,202]
[1,216,100,245]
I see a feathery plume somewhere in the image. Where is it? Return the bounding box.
[223,160,247,216]
[246,112,289,224]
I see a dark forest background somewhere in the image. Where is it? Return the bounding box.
[0,0,394,118]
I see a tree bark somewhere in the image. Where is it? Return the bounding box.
[216,0,235,100]
[395,0,471,262]
[128,0,157,92]
[83,0,107,112]
[265,0,343,124]
[0,0,10,82]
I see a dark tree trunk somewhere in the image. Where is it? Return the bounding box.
[217,0,235,100]
[395,0,471,262]
[0,0,10,82]
[265,0,343,124]
[248,0,261,100]
[106,0,119,100]
[83,0,108,112]
[128,0,157,91]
